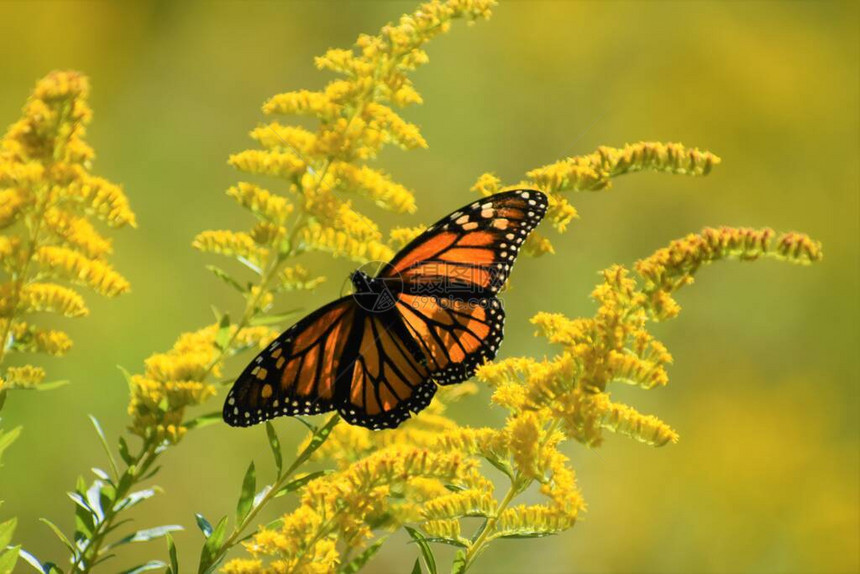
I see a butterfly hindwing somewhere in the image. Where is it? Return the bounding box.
[338,310,438,429]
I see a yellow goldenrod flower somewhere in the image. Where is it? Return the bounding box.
[229,149,306,181]
[331,162,417,213]
[35,246,130,297]
[2,365,46,389]
[275,265,325,292]
[227,182,294,223]
[0,71,134,376]
[473,142,721,252]
[388,225,426,251]
[299,224,394,263]
[192,230,268,265]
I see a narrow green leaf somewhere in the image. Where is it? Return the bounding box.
[194,513,213,538]
[17,548,49,573]
[39,518,75,554]
[452,550,467,574]
[417,537,468,548]
[292,416,316,433]
[114,488,158,512]
[248,308,303,326]
[411,558,422,574]
[404,526,436,574]
[35,380,70,391]
[288,414,339,472]
[206,265,248,293]
[85,481,105,523]
[0,517,17,546]
[88,415,119,480]
[484,456,514,481]
[273,470,331,498]
[0,546,20,573]
[236,461,256,524]
[0,389,7,411]
[237,256,262,275]
[117,437,133,466]
[495,529,559,539]
[265,422,283,476]
[339,538,386,573]
[0,426,22,462]
[185,411,223,431]
[166,533,179,574]
[214,314,231,351]
[120,561,166,574]
[106,525,183,549]
[199,515,228,572]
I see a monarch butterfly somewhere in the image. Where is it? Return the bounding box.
[224,189,548,429]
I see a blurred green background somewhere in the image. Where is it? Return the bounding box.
[1,1,857,572]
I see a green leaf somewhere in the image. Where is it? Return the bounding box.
[0,426,22,463]
[0,546,20,573]
[120,561,166,574]
[0,388,7,411]
[249,308,303,326]
[273,470,331,498]
[404,527,436,574]
[106,525,183,549]
[184,411,223,431]
[339,538,386,573]
[452,550,468,574]
[114,488,158,512]
[0,517,17,547]
[411,558,422,574]
[88,415,119,480]
[485,456,514,481]
[166,533,179,574]
[288,414,339,472]
[199,515,228,572]
[117,437,133,466]
[265,422,283,476]
[206,265,248,293]
[39,518,75,554]
[495,529,559,539]
[237,256,262,275]
[35,379,70,391]
[214,313,231,351]
[195,513,213,538]
[418,537,468,548]
[293,416,316,433]
[17,548,51,573]
[236,461,256,524]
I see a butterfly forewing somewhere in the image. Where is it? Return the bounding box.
[223,297,356,427]
[382,190,548,295]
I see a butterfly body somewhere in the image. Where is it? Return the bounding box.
[224,189,548,429]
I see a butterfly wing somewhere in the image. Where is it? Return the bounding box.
[380,189,548,295]
[395,294,505,385]
[337,309,437,429]
[223,296,357,427]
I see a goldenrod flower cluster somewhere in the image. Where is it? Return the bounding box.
[127,323,276,443]
[198,0,493,288]
[472,142,721,255]
[225,223,820,572]
[0,71,135,386]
